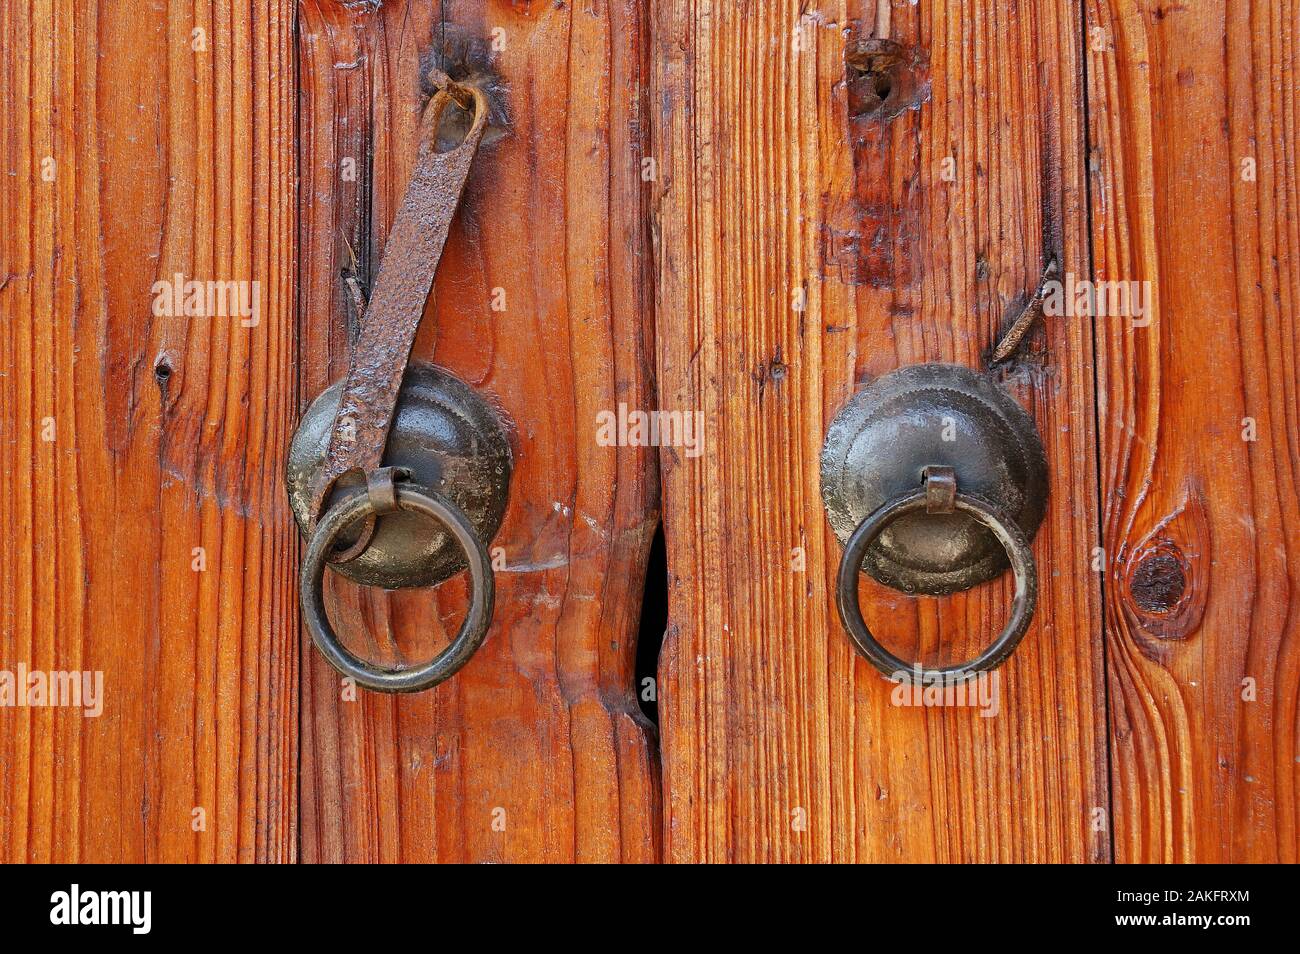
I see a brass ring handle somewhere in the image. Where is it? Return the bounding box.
[301,476,494,693]
[834,490,1038,680]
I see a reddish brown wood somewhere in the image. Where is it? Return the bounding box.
[296,0,661,862]
[0,0,298,861]
[4,0,1293,868]
[651,0,1108,862]
[1086,0,1300,862]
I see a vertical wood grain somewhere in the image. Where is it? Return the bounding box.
[652,0,1107,862]
[0,0,298,861]
[1086,0,1300,862]
[296,0,661,863]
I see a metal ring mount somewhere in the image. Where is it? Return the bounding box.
[820,363,1048,596]
[301,477,494,693]
[835,489,1038,679]
[287,362,513,591]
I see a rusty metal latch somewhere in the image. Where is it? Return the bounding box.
[309,78,488,534]
[286,72,512,693]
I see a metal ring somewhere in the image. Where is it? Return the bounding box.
[835,491,1038,680]
[301,482,494,693]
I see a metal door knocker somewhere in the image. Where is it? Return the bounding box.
[286,73,512,693]
[820,364,1047,679]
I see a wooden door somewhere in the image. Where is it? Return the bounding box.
[1,0,1295,864]
[649,0,1297,863]
[1,0,299,863]
[652,0,1108,863]
[2,0,658,865]
[294,0,659,864]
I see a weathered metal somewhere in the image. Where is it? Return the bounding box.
[288,74,509,693]
[820,363,1047,596]
[306,82,492,536]
[991,259,1059,364]
[287,361,511,590]
[822,363,1047,677]
[299,474,495,693]
[833,474,1038,680]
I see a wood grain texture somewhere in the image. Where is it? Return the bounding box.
[652,0,1108,861]
[296,0,661,863]
[1086,0,1300,862]
[0,0,298,861]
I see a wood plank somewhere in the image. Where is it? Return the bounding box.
[0,0,298,861]
[1086,0,1300,862]
[652,0,1108,861]
[296,0,661,863]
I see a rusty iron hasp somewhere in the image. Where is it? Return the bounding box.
[307,82,491,530]
[288,74,513,694]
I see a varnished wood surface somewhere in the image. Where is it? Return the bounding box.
[651,0,1108,862]
[1086,0,1300,862]
[0,0,299,861]
[296,0,661,863]
[2,0,1294,865]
